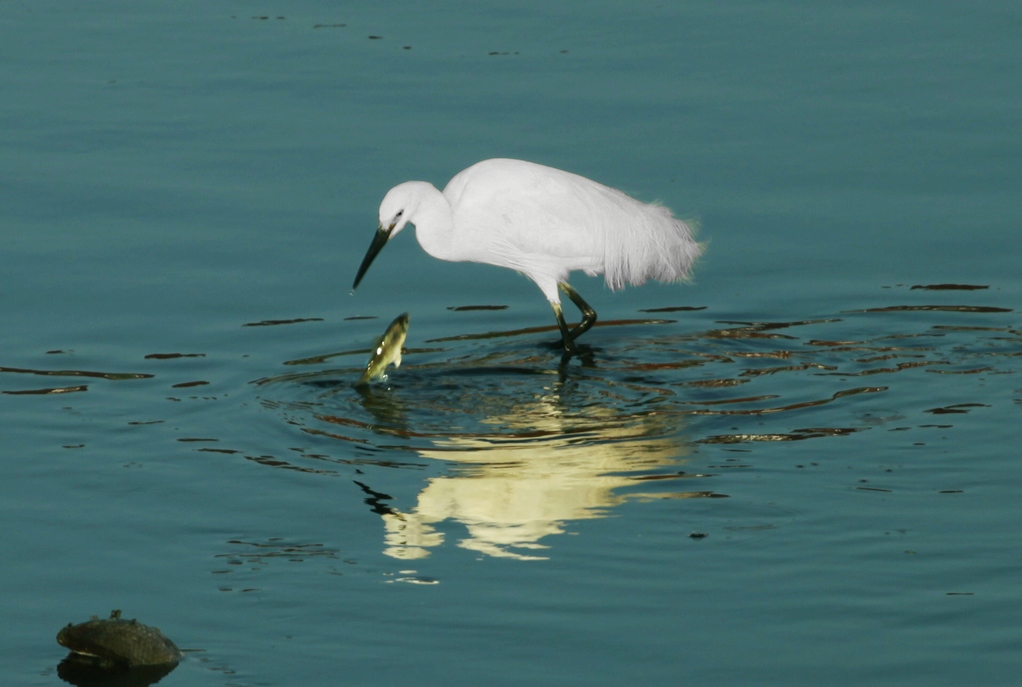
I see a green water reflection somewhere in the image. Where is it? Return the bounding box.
[253,300,1019,564]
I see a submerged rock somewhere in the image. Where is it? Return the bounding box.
[56,656,178,687]
[56,610,182,668]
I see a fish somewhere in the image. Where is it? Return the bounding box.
[56,609,182,668]
[356,312,410,386]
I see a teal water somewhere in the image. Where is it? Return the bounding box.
[3,2,1020,685]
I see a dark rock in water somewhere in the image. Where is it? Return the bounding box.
[57,654,177,687]
[56,610,182,669]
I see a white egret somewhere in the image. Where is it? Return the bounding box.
[352,158,702,354]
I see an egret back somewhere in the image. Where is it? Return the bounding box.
[442,159,701,292]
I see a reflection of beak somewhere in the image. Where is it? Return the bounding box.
[352,224,394,290]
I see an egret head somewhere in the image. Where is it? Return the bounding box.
[353,182,427,290]
[378,182,424,236]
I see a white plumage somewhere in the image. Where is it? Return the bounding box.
[353,158,702,354]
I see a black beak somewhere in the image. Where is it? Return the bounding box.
[352,224,393,290]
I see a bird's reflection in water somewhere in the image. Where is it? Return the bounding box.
[261,300,1020,561]
[350,370,695,561]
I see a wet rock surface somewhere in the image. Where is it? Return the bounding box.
[56,610,182,668]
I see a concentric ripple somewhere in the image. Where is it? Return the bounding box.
[249,296,1019,559]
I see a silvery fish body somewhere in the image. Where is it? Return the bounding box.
[56,610,182,667]
[356,313,409,385]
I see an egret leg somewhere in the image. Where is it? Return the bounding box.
[550,301,582,354]
[558,282,598,340]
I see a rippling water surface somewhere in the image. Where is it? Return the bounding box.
[4,2,1020,686]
